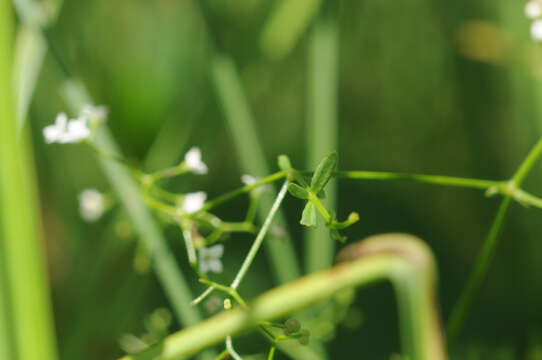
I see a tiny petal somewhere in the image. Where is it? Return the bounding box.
[43,113,68,144]
[184,147,208,175]
[531,20,542,41]
[63,117,90,143]
[526,1,542,19]
[199,244,224,274]
[182,191,207,214]
[79,189,105,222]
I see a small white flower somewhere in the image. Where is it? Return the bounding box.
[184,147,208,175]
[199,244,224,273]
[43,113,68,144]
[43,113,91,144]
[526,1,542,19]
[79,189,105,222]
[62,117,91,143]
[81,104,108,122]
[182,191,207,214]
[532,20,542,41]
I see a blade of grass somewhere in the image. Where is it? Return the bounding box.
[261,0,323,60]
[211,55,302,284]
[0,1,58,359]
[58,80,215,360]
[305,6,339,273]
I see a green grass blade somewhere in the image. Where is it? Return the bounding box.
[211,54,301,284]
[261,0,322,60]
[0,1,58,359]
[59,80,215,360]
[13,25,46,134]
[305,10,339,273]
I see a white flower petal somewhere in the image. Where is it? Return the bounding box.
[182,191,207,214]
[207,259,223,273]
[79,189,105,222]
[532,20,542,41]
[43,113,68,144]
[184,147,208,175]
[206,244,224,258]
[526,1,542,19]
[199,260,211,274]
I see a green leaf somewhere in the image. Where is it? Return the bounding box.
[310,151,338,193]
[317,189,326,199]
[288,183,309,199]
[300,202,317,227]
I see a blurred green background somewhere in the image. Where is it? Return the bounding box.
[19,0,542,358]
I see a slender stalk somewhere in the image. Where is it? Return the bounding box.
[0,2,58,359]
[306,5,339,273]
[261,0,323,60]
[446,197,512,346]
[231,181,289,289]
[118,234,446,360]
[447,137,542,346]
[211,55,301,284]
[336,171,499,189]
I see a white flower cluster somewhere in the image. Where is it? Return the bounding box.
[526,1,542,41]
[198,244,224,274]
[43,105,107,144]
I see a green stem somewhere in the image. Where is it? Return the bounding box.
[446,197,512,346]
[336,171,499,189]
[308,191,331,223]
[195,171,287,215]
[267,346,276,360]
[0,2,58,359]
[305,5,339,273]
[447,137,542,346]
[231,181,289,290]
[118,234,446,360]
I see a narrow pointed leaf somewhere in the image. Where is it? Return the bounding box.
[310,151,338,193]
[288,183,309,199]
[300,202,317,227]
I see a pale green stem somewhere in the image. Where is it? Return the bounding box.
[305,6,339,273]
[261,0,323,60]
[225,336,242,360]
[231,181,289,290]
[0,2,58,359]
[447,137,542,346]
[118,234,446,360]
[211,55,301,284]
[336,171,499,189]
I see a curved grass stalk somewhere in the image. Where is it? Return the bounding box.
[119,234,446,360]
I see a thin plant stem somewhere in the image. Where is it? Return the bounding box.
[447,137,542,346]
[231,181,289,290]
[336,171,499,189]
[306,5,339,273]
[267,346,276,360]
[225,336,242,360]
[446,196,512,346]
[211,55,302,284]
[118,234,446,360]
[0,2,58,359]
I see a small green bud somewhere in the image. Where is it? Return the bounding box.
[298,329,310,345]
[224,298,232,310]
[284,318,301,334]
[288,183,309,199]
